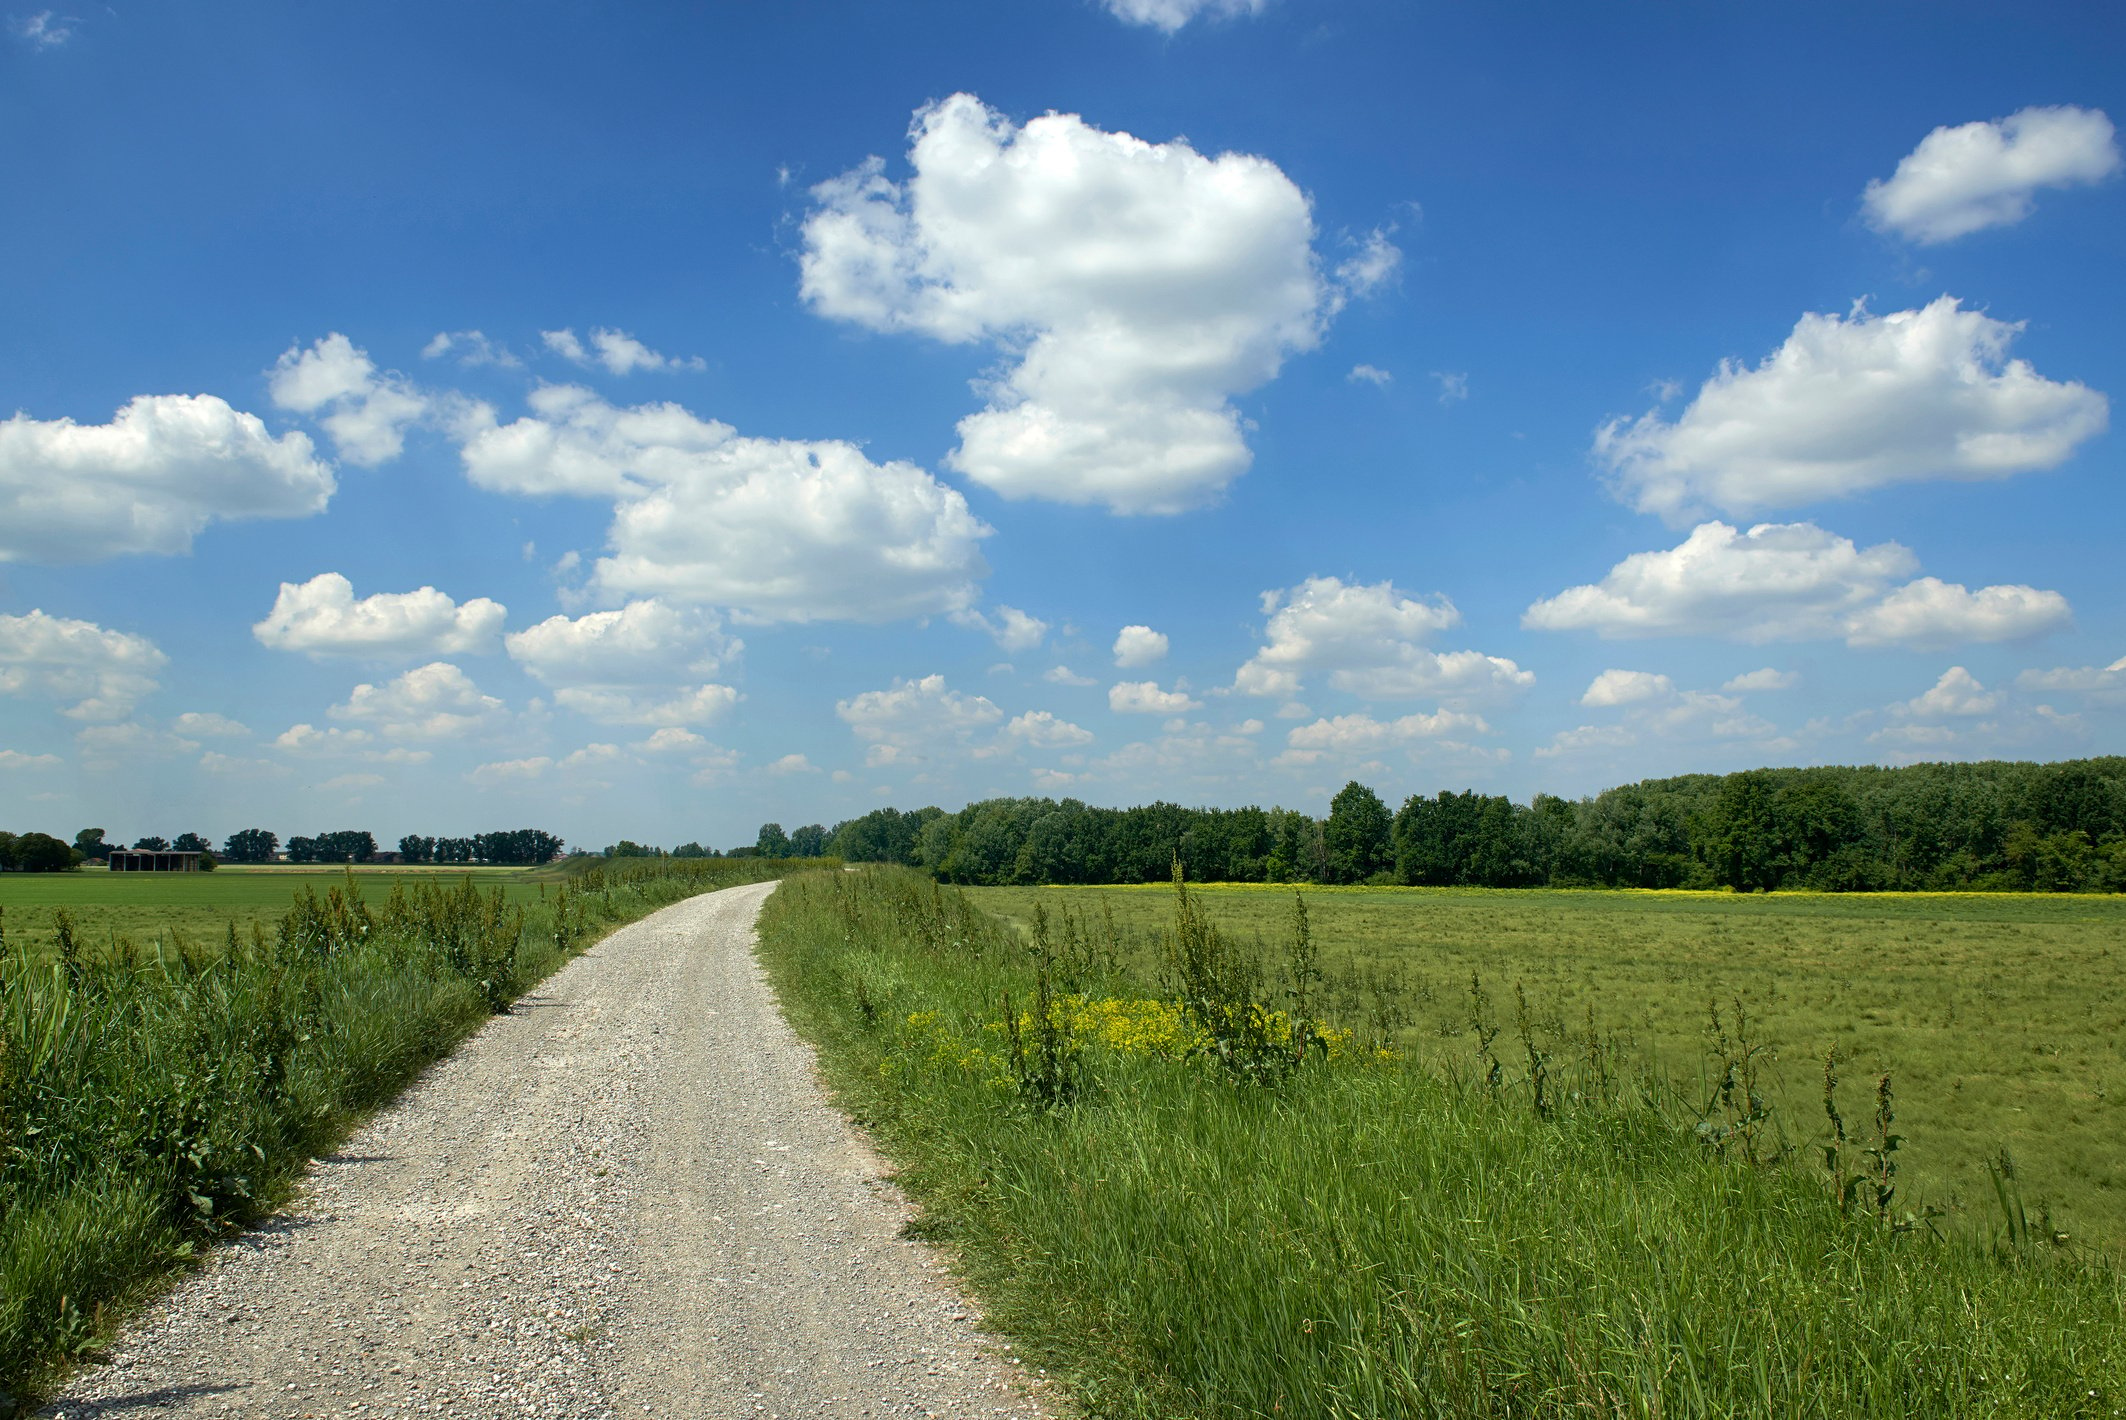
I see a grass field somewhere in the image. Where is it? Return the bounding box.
[967,883,2126,1256]
[0,865,552,960]
[758,869,2126,1418]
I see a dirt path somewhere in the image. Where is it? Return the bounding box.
[45,882,1049,1420]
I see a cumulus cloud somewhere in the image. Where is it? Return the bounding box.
[254,573,506,659]
[952,604,1048,653]
[635,726,707,754]
[2017,653,2126,706]
[457,386,989,622]
[552,683,739,728]
[1596,298,2107,524]
[801,93,1374,513]
[1234,576,1532,705]
[1101,0,1264,32]
[765,752,819,776]
[837,674,1003,767]
[1043,665,1097,687]
[273,723,375,756]
[507,598,737,684]
[0,395,333,562]
[328,662,508,740]
[1432,371,1469,405]
[1898,666,2001,718]
[0,749,61,770]
[0,610,165,720]
[12,11,70,47]
[1864,106,2120,244]
[1110,681,1202,714]
[1348,364,1392,387]
[1723,667,1799,692]
[542,327,703,375]
[172,711,250,738]
[1524,520,2071,648]
[1844,577,2070,649]
[1006,710,1095,748]
[422,330,519,368]
[270,334,431,467]
[1581,669,1673,707]
[1283,710,1489,756]
[1112,625,1169,668]
[466,756,551,788]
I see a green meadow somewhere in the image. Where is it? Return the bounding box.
[759,869,2126,1418]
[968,882,2126,1256]
[0,864,550,960]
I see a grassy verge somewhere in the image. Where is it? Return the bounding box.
[755,867,2126,1419]
[0,854,824,1406]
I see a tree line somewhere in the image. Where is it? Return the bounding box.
[801,756,2126,893]
[0,826,567,870]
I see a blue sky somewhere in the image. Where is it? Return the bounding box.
[3,0,2121,851]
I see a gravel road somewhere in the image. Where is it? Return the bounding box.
[45,882,1051,1420]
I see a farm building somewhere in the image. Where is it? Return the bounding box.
[107,848,205,872]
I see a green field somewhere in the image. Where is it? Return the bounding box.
[970,883,2126,1255]
[0,865,552,959]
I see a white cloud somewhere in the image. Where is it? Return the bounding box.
[1233,576,1532,705]
[1864,106,2121,244]
[542,327,703,376]
[1581,669,1673,707]
[1595,298,2107,524]
[801,93,1365,514]
[457,386,989,623]
[1101,0,1264,32]
[467,756,551,788]
[422,330,520,368]
[11,11,69,47]
[1109,680,1202,714]
[837,674,1003,766]
[506,598,738,684]
[1524,520,2072,648]
[0,610,165,720]
[635,726,707,754]
[552,683,739,728]
[0,395,334,563]
[1534,724,1638,760]
[1043,665,1098,687]
[952,604,1048,653]
[765,752,819,775]
[328,662,508,740]
[558,742,626,772]
[1844,577,2070,649]
[1006,710,1095,748]
[254,572,506,659]
[0,749,61,770]
[505,598,740,727]
[1284,710,1489,756]
[198,751,289,779]
[1112,624,1169,668]
[1432,371,1469,405]
[1723,667,1799,692]
[1867,723,1960,751]
[1348,364,1392,387]
[270,334,431,467]
[272,723,374,756]
[172,711,250,738]
[1334,228,1403,299]
[1898,666,2001,718]
[2017,653,2126,707]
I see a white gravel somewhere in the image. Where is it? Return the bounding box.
[44,881,1053,1420]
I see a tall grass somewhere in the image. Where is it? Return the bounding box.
[756,866,2126,1419]
[0,855,822,1403]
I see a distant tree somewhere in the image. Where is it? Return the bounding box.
[285,835,319,864]
[788,823,827,858]
[1324,781,1392,884]
[670,841,710,858]
[132,835,171,852]
[172,832,211,853]
[605,840,659,858]
[756,822,791,858]
[399,834,435,863]
[14,831,76,872]
[1702,771,1788,892]
[223,828,279,863]
[0,831,19,870]
[73,828,113,862]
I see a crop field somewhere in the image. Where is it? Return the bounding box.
[969,883,2126,1256]
[0,865,550,960]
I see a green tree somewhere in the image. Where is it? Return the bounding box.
[223,828,279,863]
[73,827,112,862]
[1702,770,1788,892]
[1324,781,1392,884]
[756,822,792,857]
